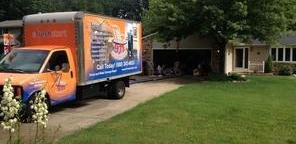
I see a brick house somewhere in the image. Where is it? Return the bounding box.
[144,33,296,75]
[225,33,296,74]
[0,20,23,55]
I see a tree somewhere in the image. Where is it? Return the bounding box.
[103,0,148,20]
[0,0,148,21]
[0,0,32,21]
[143,0,296,72]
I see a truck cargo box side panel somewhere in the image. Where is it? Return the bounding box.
[24,22,78,65]
[81,15,142,84]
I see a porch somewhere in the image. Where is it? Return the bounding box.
[225,42,269,74]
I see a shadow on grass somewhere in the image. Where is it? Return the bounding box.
[178,73,230,83]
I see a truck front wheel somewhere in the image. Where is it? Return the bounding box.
[108,80,126,99]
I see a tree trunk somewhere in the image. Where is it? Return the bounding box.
[176,40,180,61]
[211,39,227,73]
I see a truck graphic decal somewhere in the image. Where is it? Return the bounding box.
[84,16,142,81]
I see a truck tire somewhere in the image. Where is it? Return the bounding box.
[108,80,126,99]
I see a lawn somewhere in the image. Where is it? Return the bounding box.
[58,76,296,144]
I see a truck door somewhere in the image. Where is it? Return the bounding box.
[44,49,76,105]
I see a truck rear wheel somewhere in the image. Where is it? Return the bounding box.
[108,80,126,99]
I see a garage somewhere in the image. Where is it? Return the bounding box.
[153,48,212,74]
[142,35,216,75]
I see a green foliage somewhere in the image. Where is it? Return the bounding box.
[278,65,293,76]
[143,0,296,44]
[228,73,247,81]
[264,55,273,73]
[0,0,148,21]
[206,73,229,81]
[273,63,296,75]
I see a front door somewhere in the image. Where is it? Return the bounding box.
[235,48,249,69]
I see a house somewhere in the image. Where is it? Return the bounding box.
[225,33,296,74]
[0,20,23,55]
[224,40,269,74]
[144,33,296,75]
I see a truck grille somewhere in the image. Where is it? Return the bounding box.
[0,85,22,101]
[0,85,2,120]
[0,85,3,94]
[0,85,3,102]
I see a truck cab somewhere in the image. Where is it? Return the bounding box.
[0,46,77,106]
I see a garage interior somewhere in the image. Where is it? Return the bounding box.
[153,49,212,75]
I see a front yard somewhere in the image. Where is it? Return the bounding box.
[58,76,296,144]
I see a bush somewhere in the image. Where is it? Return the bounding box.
[273,63,296,74]
[206,73,229,81]
[278,65,293,76]
[265,55,273,73]
[228,73,247,81]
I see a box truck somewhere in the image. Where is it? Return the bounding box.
[0,12,142,107]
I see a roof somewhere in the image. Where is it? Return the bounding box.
[24,12,82,24]
[248,32,296,46]
[249,39,266,45]
[279,32,296,45]
[24,11,140,24]
[0,20,23,28]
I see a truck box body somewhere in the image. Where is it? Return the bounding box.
[0,12,142,106]
[24,12,142,86]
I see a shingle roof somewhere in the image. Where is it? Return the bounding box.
[250,39,266,45]
[249,32,296,46]
[279,32,296,45]
[0,20,23,28]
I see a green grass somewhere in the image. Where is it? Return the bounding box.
[58,76,296,144]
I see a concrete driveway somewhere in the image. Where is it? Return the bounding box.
[0,78,186,143]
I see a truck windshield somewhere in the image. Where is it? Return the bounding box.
[0,49,49,73]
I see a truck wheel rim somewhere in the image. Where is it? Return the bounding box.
[118,86,124,96]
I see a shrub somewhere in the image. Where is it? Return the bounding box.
[206,73,229,81]
[278,65,293,76]
[0,78,21,143]
[273,63,296,75]
[228,73,247,81]
[265,55,273,73]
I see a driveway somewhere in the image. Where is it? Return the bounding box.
[0,78,186,143]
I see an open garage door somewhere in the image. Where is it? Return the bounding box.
[153,49,211,74]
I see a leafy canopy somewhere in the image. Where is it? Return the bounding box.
[143,0,296,44]
[0,0,148,21]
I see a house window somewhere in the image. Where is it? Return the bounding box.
[285,48,291,61]
[293,48,296,61]
[271,47,296,63]
[278,48,283,61]
[271,48,276,61]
